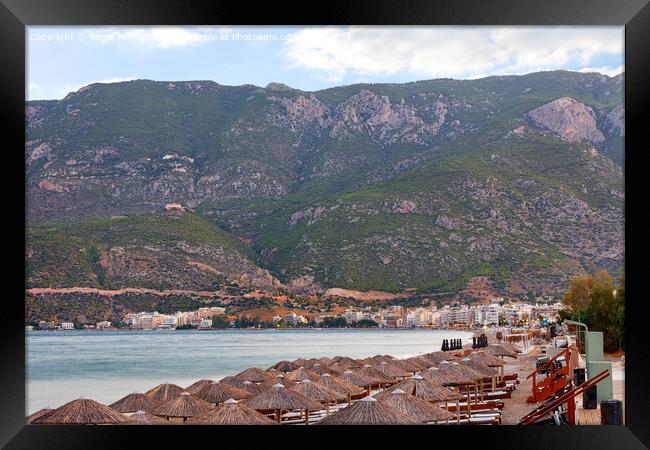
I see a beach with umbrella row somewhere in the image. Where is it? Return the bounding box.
[27,344,522,426]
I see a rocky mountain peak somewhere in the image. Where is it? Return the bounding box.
[527,96,605,144]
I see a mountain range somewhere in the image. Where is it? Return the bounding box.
[26,70,624,300]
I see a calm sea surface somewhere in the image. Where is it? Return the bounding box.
[26,328,472,414]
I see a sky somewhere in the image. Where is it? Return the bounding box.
[27,26,624,101]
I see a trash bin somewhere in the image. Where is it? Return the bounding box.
[600,400,623,425]
[574,368,586,386]
[583,385,597,409]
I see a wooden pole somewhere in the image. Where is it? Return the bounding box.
[275,410,281,423]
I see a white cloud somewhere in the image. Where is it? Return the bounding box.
[283,27,623,81]
[28,83,40,90]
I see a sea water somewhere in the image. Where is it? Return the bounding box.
[26,328,472,414]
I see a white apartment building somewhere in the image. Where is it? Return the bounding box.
[343,310,364,324]
[60,322,75,330]
[474,303,500,326]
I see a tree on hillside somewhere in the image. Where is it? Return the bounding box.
[562,274,593,312]
[559,271,624,352]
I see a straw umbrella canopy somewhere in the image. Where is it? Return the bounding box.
[233,367,276,383]
[436,362,481,416]
[258,374,287,391]
[311,363,340,376]
[288,379,346,415]
[196,381,252,404]
[332,357,363,370]
[375,375,461,403]
[26,408,53,424]
[402,356,431,371]
[189,399,277,425]
[378,361,411,379]
[284,367,322,383]
[459,358,497,378]
[354,365,394,387]
[184,379,215,396]
[239,380,265,396]
[469,351,505,367]
[244,383,322,424]
[268,360,300,373]
[152,391,213,422]
[318,356,336,366]
[292,358,320,368]
[420,366,464,386]
[317,396,419,425]
[378,389,455,424]
[126,410,169,425]
[338,370,379,395]
[144,383,185,402]
[31,398,130,424]
[316,373,365,405]
[459,357,497,400]
[485,344,518,358]
[109,392,162,414]
[421,351,458,365]
[387,358,422,374]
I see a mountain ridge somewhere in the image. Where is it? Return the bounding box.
[26,70,624,298]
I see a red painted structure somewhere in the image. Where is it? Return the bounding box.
[526,346,572,403]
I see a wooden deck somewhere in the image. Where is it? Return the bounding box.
[577,404,601,425]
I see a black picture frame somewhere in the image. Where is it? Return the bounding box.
[2,0,648,448]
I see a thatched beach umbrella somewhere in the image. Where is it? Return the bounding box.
[31,398,130,424]
[387,358,421,374]
[144,382,185,402]
[459,357,497,399]
[311,363,340,376]
[333,357,362,370]
[258,374,287,391]
[469,351,506,386]
[378,389,455,424]
[26,408,53,424]
[239,380,265,396]
[378,361,411,379]
[317,396,419,425]
[420,366,462,386]
[402,356,431,371]
[196,381,252,404]
[435,361,479,416]
[234,367,276,383]
[338,370,378,395]
[127,410,169,425]
[189,398,277,425]
[285,367,322,383]
[185,379,215,396]
[316,373,365,405]
[355,365,394,388]
[470,350,505,367]
[318,356,336,366]
[245,383,322,424]
[292,358,320,368]
[421,351,458,365]
[152,391,213,423]
[288,379,346,416]
[485,344,518,358]
[376,375,460,403]
[269,360,300,373]
[110,392,162,414]
[377,374,462,424]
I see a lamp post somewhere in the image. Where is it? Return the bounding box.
[563,319,588,355]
